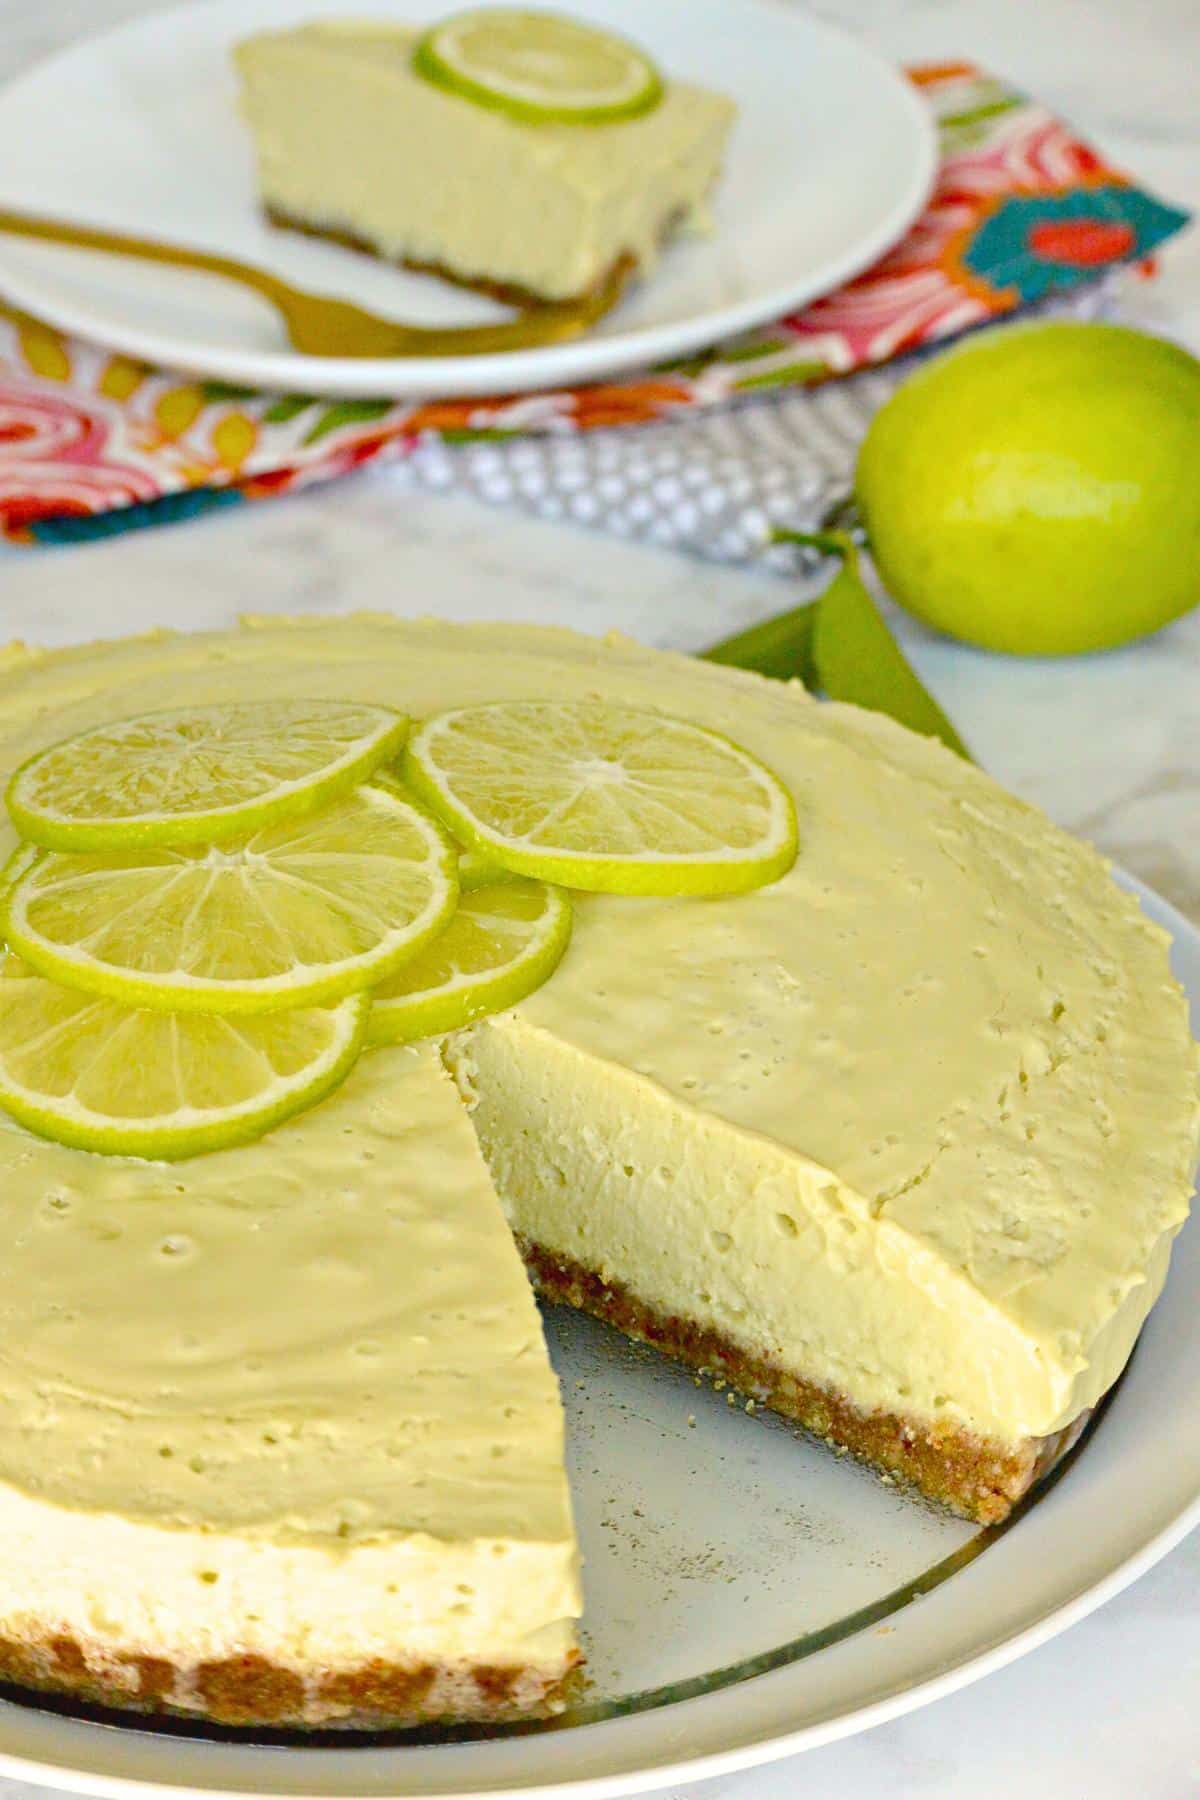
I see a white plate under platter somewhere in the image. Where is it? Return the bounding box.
[0,0,937,399]
[0,868,1194,1798]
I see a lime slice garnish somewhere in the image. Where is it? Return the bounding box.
[368,877,571,1046]
[359,771,515,891]
[457,846,520,891]
[0,953,368,1159]
[413,8,663,125]
[2,783,459,1014]
[403,700,798,896]
[6,700,409,851]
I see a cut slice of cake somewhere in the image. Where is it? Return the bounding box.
[0,1041,580,1728]
[233,19,736,305]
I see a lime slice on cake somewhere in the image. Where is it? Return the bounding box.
[403,700,798,895]
[2,783,459,1014]
[413,8,663,124]
[0,953,368,1159]
[6,700,409,851]
[457,846,519,891]
[368,877,571,1045]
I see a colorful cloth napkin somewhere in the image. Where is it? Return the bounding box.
[0,62,1187,551]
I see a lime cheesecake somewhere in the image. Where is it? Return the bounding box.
[0,615,1195,1729]
[233,13,736,305]
[0,1043,578,1726]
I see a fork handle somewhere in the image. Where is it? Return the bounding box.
[0,205,634,359]
[0,204,291,308]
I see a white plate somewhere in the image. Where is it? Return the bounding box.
[0,0,936,398]
[0,869,1194,1798]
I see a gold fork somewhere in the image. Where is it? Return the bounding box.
[0,206,632,358]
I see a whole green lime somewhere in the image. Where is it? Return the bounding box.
[854,322,1200,656]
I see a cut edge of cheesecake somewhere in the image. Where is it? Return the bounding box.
[450,1014,1138,1529]
[263,200,642,312]
[521,1241,1093,1526]
[0,1036,583,1734]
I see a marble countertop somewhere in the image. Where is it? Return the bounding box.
[1,0,1198,1795]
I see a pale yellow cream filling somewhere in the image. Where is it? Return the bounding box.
[0,616,1194,1541]
[0,1030,579,1662]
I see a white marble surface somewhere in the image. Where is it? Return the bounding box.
[0,0,1198,1795]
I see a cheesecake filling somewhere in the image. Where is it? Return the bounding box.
[0,1480,577,1677]
[451,1017,1184,1444]
[0,1044,580,1673]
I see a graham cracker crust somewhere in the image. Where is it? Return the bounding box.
[521,1241,1090,1525]
[0,1628,578,1730]
[263,202,636,310]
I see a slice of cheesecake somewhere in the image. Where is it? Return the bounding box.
[233,20,736,305]
[0,1040,580,1728]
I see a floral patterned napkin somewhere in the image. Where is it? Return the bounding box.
[0,62,1187,550]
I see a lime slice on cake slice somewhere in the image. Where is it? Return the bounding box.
[2,783,459,1014]
[368,877,571,1045]
[0,953,368,1160]
[403,699,798,896]
[6,700,409,851]
[413,8,663,124]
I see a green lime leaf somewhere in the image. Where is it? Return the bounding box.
[701,601,818,686]
[781,530,970,759]
[704,532,970,761]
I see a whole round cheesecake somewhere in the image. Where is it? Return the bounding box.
[0,616,1195,1729]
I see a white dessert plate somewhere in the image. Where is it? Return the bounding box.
[0,867,1195,1800]
[0,0,937,398]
